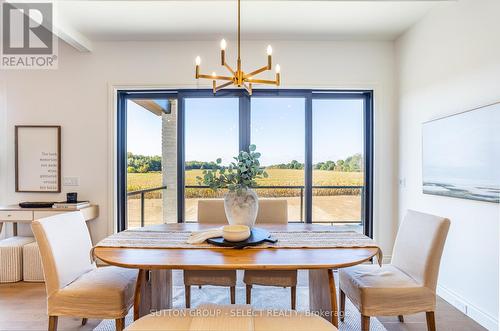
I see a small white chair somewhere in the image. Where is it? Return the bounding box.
[32,211,138,331]
[339,210,450,331]
[23,241,45,282]
[125,304,337,331]
[0,236,35,282]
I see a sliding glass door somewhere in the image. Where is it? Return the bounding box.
[312,98,365,231]
[117,89,373,236]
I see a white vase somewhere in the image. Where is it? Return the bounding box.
[224,188,259,228]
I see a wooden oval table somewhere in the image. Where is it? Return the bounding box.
[93,223,379,328]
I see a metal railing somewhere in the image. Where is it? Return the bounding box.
[186,185,364,222]
[127,186,167,227]
[127,184,363,226]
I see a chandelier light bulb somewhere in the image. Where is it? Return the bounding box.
[212,72,217,78]
[195,56,201,65]
[275,64,281,73]
[220,39,227,50]
[267,45,273,56]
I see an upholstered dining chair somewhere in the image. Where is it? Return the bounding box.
[339,210,450,331]
[183,199,237,308]
[32,212,138,331]
[124,304,338,331]
[242,199,298,309]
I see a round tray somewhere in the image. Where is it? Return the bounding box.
[207,228,277,249]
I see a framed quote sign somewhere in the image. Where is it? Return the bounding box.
[15,126,61,193]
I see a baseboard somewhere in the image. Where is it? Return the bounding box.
[437,284,498,331]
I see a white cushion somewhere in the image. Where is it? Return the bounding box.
[48,266,138,318]
[340,264,435,316]
[0,236,35,283]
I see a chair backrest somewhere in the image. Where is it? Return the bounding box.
[197,199,288,224]
[391,210,450,290]
[255,199,288,224]
[31,211,96,296]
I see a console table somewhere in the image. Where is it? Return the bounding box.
[0,205,99,236]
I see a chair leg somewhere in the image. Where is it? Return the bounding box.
[426,311,436,331]
[115,318,125,331]
[81,318,88,325]
[339,290,346,322]
[291,286,296,310]
[246,285,252,304]
[361,315,370,331]
[230,286,236,304]
[398,315,404,323]
[48,316,58,331]
[185,285,191,308]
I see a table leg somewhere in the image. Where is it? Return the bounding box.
[134,269,172,319]
[13,222,18,236]
[308,269,338,328]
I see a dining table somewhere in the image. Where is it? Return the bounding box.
[92,223,381,328]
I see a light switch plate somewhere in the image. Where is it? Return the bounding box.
[63,177,79,186]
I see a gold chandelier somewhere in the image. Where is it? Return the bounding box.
[194,0,281,95]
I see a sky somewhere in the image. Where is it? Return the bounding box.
[127,97,364,166]
[423,103,500,187]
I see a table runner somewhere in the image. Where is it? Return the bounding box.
[93,228,382,264]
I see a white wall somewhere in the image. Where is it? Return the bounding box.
[396,1,500,329]
[0,40,398,257]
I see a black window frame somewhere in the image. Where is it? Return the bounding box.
[117,89,373,237]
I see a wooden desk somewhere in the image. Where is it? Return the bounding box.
[93,223,379,327]
[0,205,99,236]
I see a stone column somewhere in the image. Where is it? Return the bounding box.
[162,100,177,223]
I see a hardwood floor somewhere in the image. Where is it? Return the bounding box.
[0,282,101,331]
[0,278,486,331]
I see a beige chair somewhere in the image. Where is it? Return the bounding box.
[339,210,450,331]
[183,199,237,308]
[125,304,337,331]
[243,199,298,309]
[32,212,138,331]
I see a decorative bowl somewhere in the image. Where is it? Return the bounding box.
[222,225,251,242]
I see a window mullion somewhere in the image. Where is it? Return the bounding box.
[239,94,251,151]
[304,92,313,224]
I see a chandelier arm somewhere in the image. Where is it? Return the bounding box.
[215,80,235,92]
[244,65,271,79]
[223,63,236,76]
[245,78,279,85]
[243,83,252,95]
[198,74,234,81]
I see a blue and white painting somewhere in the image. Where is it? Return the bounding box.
[423,103,500,203]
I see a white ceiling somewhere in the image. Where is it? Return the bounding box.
[53,1,449,42]
[7,0,452,51]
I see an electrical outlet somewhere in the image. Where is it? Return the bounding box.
[63,177,79,186]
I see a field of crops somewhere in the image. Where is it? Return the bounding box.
[127,169,364,199]
[126,169,364,226]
